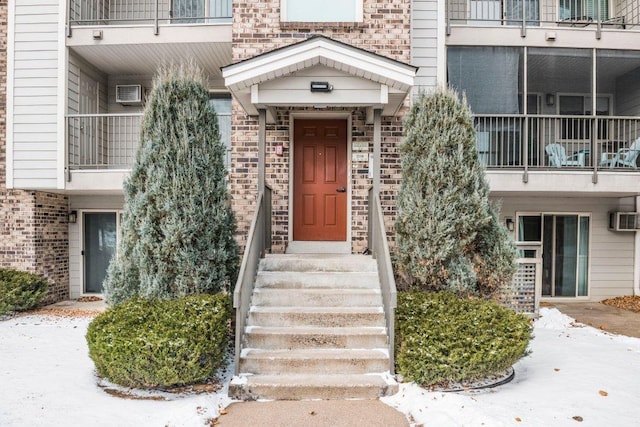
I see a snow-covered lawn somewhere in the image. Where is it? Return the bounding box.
[1,307,639,426]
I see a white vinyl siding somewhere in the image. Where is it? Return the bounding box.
[412,0,439,93]
[497,196,636,301]
[9,0,61,189]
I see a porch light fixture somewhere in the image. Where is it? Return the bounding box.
[546,94,555,106]
[505,217,514,232]
[310,81,333,93]
[68,211,78,224]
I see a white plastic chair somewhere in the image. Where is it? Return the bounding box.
[606,137,640,168]
[545,143,583,167]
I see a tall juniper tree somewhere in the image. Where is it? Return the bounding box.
[395,88,516,297]
[104,62,238,305]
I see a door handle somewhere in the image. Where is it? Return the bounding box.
[336,187,346,193]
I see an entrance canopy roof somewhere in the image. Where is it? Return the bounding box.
[222,35,417,120]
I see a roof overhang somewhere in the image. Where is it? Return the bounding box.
[222,35,417,121]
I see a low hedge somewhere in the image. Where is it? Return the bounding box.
[395,291,532,387]
[0,268,49,316]
[86,294,231,388]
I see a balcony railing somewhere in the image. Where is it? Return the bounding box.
[475,115,640,170]
[67,113,142,170]
[67,112,231,170]
[447,0,636,35]
[68,0,232,32]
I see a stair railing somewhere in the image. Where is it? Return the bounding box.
[233,185,272,374]
[367,187,398,373]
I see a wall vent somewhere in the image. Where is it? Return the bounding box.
[609,212,640,232]
[115,85,143,105]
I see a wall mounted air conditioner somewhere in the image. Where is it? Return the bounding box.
[609,212,640,232]
[115,84,143,105]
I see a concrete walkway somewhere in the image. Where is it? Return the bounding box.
[216,400,409,427]
[42,298,106,313]
[552,302,640,338]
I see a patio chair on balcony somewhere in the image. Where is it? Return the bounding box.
[545,143,584,167]
[602,137,640,168]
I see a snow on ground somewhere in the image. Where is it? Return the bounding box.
[0,314,233,427]
[383,308,640,426]
[1,307,639,426]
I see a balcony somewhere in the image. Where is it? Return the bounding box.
[475,114,640,169]
[447,0,637,36]
[66,0,232,77]
[65,112,231,191]
[68,0,232,32]
[476,114,640,196]
[67,113,142,170]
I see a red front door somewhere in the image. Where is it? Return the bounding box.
[293,119,348,241]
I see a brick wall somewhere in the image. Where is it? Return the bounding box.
[0,1,69,304]
[230,0,410,252]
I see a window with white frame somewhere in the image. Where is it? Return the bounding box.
[281,0,363,22]
[209,93,232,171]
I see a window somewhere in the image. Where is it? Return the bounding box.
[469,0,540,26]
[559,0,609,21]
[172,0,232,23]
[558,95,610,139]
[506,0,540,26]
[517,213,589,297]
[173,0,205,23]
[281,0,363,22]
[209,93,232,170]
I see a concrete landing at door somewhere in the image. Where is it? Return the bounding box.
[286,241,351,254]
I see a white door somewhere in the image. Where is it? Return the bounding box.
[79,71,99,166]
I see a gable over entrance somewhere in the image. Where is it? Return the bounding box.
[222,35,417,121]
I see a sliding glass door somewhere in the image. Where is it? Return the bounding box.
[519,213,589,297]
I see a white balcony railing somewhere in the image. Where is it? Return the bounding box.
[447,0,634,34]
[474,115,640,170]
[67,112,231,170]
[68,0,232,34]
[67,113,142,170]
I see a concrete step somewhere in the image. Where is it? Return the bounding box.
[243,326,388,349]
[247,306,385,327]
[228,373,398,400]
[238,348,390,375]
[260,254,377,273]
[255,271,380,289]
[251,288,383,307]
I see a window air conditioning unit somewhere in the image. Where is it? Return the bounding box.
[609,212,640,232]
[115,84,143,105]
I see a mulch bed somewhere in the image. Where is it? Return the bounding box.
[602,296,640,313]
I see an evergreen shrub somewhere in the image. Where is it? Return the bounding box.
[104,62,238,305]
[395,291,532,387]
[0,268,49,316]
[395,88,516,297]
[86,294,231,388]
